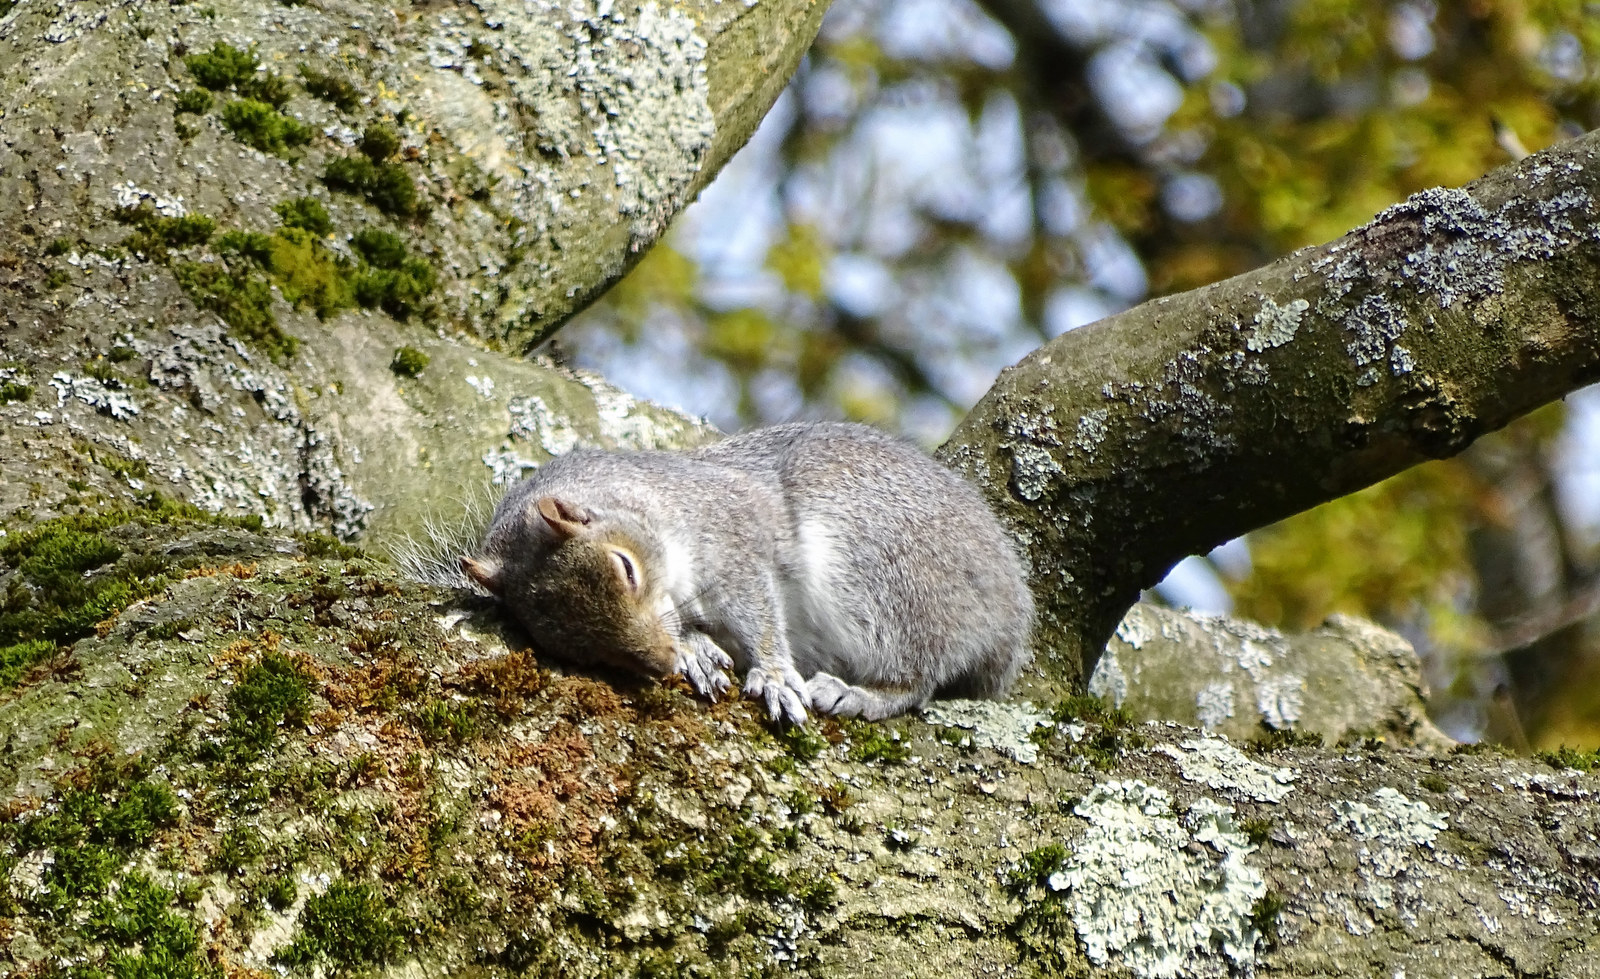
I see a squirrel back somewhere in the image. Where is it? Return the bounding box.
[462,422,1033,722]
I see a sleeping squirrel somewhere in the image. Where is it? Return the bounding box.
[460,422,1033,723]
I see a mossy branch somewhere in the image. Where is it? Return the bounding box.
[940,131,1600,688]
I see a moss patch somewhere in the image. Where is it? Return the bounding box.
[115,204,216,261]
[222,643,314,759]
[390,345,429,377]
[221,98,313,155]
[184,42,291,108]
[173,260,294,361]
[162,195,437,358]
[279,879,407,971]
[1537,745,1600,772]
[324,156,422,219]
[0,381,32,403]
[300,65,362,111]
[0,496,263,691]
[275,197,333,236]
[174,88,213,115]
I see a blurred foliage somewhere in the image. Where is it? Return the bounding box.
[564,0,1600,745]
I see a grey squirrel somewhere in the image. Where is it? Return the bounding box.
[460,422,1033,723]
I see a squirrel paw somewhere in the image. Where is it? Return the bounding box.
[743,664,809,725]
[807,673,915,721]
[673,634,733,701]
[805,672,875,718]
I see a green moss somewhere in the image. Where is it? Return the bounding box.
[0,381,31,403]
[44,237,74,256]
[202,214,436,335]
[0,638,55,687]
[0,499,264,680]
[220,99,313,155]
[840,718,910,763]
[172,261,296,362]
[415,698,478,744]
[299,531,361,559]
[773,723,827,762]
[1002,844,1078,974]
[174,89,212,115]
[1046,694,1131,728]
[275,197,333,236]
[1246,724,1325,753]
[278,879,405,971]
[390,346,429,378]
[263,873,299,910]
[268,228,352,317]
[324,156,421,218]
[353,259,436,321]
[208,825,268,875]
[1239,816,1274,847]
[89,873,209,979]
[99,450,151,481]
[115,205,216,260]
[215,230,275,266]
[350,228,406,268]
[1536,745,1600,772]
[44,268,71,290]
[8,753,183,919]
[646,818,835,916]
[184,42,260,91]
[183,42,292,108]
[1005,843,1068,894]
[300,66,362,111]
[224,649,314,756]
[145,617,196,641]
[1249,889,1286,946]
[1418,773,1451,793]
[358,124,401,163]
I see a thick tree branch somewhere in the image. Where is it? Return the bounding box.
[0,0,822,543]
[940,131,1600,687]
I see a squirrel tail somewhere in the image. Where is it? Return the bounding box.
[385,482,501,591]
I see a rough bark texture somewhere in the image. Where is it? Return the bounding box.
[940,132,1600,690]
[1,548,1596,979]
[0,0,816,545]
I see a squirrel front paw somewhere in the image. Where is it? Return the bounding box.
[742,664,809,725]
[673,633,733,701]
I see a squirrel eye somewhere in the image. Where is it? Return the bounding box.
[610,549,639,593]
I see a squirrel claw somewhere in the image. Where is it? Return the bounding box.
[674,635,733,701]
[744,665,809,725]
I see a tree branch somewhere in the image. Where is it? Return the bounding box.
[940,131,1600,687]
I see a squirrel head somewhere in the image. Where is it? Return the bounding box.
[461,495,677,678]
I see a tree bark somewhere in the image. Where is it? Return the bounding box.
[9,1,1600,975]
[0,0,821,544]
[941,131,1600,689]
[2,555,1596,978]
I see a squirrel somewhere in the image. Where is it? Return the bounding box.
[460,422,1034,724]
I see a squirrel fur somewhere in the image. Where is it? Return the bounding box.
[460,422,1033,723]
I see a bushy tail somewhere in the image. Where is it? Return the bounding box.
[385,483,501,592]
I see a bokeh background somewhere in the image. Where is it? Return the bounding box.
[560,0,1600,749]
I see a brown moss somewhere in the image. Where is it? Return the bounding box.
[451,648,550,717]
[486,727,625,879]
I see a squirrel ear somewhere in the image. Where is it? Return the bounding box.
[535,496,591,540]
[460,555,501,594]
